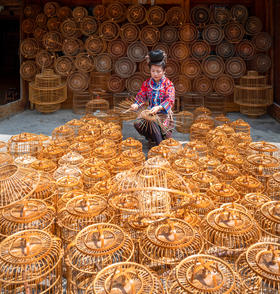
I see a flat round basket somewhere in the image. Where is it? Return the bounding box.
[160,26,178,44]
[252,32,272,52]
[202,55,225,78]
[42,31,62,52]
[20,38,39,59]
[22,18,35,34]
[127,4,146,24]
[85,36,107,56]
[80,16,98,36]
[94,53,112,73]
[191,40,211,60]
[92,5,106,21]
[36,13,48,28]
[74,53,94,73]
[47,17,61,31]
[108,39,127,58]
[179,23,198,43]
[181,58,201,79]
[44,2,60,18]
[139,25,160,47]
[170,41,190,61]
[245,16,263,35]
[165,59,180,79]
[54,56,74,76]
[224,22,245,43]
[146,5,166,27]
[216,40,235,59]
[33,27,47,41]
[166,7,187,27]
[107,2,127,23]
[173,75,192,95]
[202,24,224,45]
[20,60,38,81]
[250,54,272,72]
[67,71,89,92]
[115,57,136,78]
[127,41,148,62]
[99,21,120,41]
[190,5,210,25]
[214,74,234,95]
[24,5,41,18]
[120,23,140,43]
[236,40,256,60]
[73,6,88,22]
[57,6,72,20]
[36,50,53,69]
[193,75,213,95]
[60,19,80,38]
[213,7,230,25]
[107,74,125,93]
[152,43,169,56]
[62,38,83,56]
[231,4,248,23]
[225,57,246,79]
[126,72,145,94]
[139,60,150,77]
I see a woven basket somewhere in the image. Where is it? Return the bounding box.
[36,50,53,69]
[191,40,211,60]
[202,24,224,45]
[114,57,136,78]
[73,91,92,114]
[60,19,80,38]
[108,39,127,59]
[54,56,74,76]
[89,72,110,93]
[250,54,272,72]
[44,2,60,18]
[231,4,248,23]
[47,17,61,31]
[236,40,256,60]
[213,6,230,25]
[33,27,46,42]
[193,75,213,95]
[165,58,180,79]
[152,43,169,56]
[146,5,166,27]
[94,53,112,73]
[99,21,120,41]
[85,35,107,56]
[202,55,225,78]
[205,93,225,114]
[252,32,272,52]
[67,71,89,92]
[20,38,39,59]
[160,26,178,44]
[170,41,190,61]
[225,57,246,79]
[20,60,38,81]
[74,53,94,73]
[22,18,35,34]
[127,41,148,62]
[173,75,192,95]
[166,6,186,27]
[180,92,204,112]
[57,6,72,20]
[214,74,234,96]
[139,60,150,77]
[127,4,146,24]
[224,22,245,43]
[62,38,83,56]
[179,23,198,43]
[107,74,125,93]
[140,25,160,47]
[107,1,127,23]
[245,16,263,35]
[126,72,145,94]
[119,23,140,43]
[42,31,62,52]
[73,6,88,22]
[92,4,106,21]
[181,58,201,79]
[80,16,98,36]
[216,40,235,59]
[36,13,47,28]
[191,5,210,25]
[24,4,41,18]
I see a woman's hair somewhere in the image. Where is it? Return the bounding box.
[146,50,167,69]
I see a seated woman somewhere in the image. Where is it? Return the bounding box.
[131,50,175,146]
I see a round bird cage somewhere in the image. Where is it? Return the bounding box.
[187,193,215,217]
[172,158,199,179]
[121,137,142,152]
[52,125,75,142]
[236,242,280,293]
[214,164,241,185]
[0,229,63,293]
[267,172,280,201]
[206,183,240,205]
[190,123,212,143]
[167,254,243,293]
[249,141,279,156]
[127,4,146,24]
[83,167,111,191]
[231,175,265,197]
[121,149,145,168]
[86,262,164,294]
[197,156,221,172]
[66,223,134,293]
[0,152,13,167]
[240,192,271,213]
[14,154,37,168]
[139,218,203,279]
[69,142,92,158]
[255,201,280,242]
[190,171,219,193]
[57,190,86,212]
[58,151,84,168]
[201,207,261,263]
[56,175,83,197]
[184,141,208,158]
[0,199,55,241]
[231,119,250,135]
[108,156,134,176]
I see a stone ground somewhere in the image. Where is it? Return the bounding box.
[0,109,279,154]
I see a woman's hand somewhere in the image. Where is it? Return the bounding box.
[131,103,139,111]
[150,105,163,115]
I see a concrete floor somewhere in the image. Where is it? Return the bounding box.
[0,109,279,154]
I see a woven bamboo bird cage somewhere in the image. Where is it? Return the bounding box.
[240,192,271,213]
[267,172,280,201]
[56,175,83,197]
[231,175,264,197]
[206,183,240,205]
[58,151,84,168]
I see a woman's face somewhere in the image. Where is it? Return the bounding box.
[150,65,165,83]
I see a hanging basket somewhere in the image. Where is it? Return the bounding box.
[54,56,74,76]
[107,1,127,23]
[67,71,89,92]
[120,23,140,43]
[85,35,107,56]
[80,16,98,36]
[126,72,145,94]
[252,32,273,52]
[245,16,263,35]
[191,40,211,60]
[73,6,88,22]
[225,57,246,79]
[60,18,80,38]
[20,60,38,81]
[170,41,190,61]
[165,59,180,79]
[236,40,256,60]
[114,57,136,79]
[146,5,166,27]
[107,74,125,93]
[224,22,245,43]
[160,25,178,44]
[92,4,106,21]
[94,53,112,73]
[213,6,230,25]
[179,23,198,43]
[140,25,160,47]
[108,39,127,59]
[152,43,169,56]
[202,55,225,78]
[36,50,53,69]
[99,21,120,41]
[231,4,248,23]
[20,38,39,59]
[166,6,186,27]
[74,53,94,73]
[216,40,235,59]
[181,58,201,79]
[193,75,213,95]
[214,74,234,95]
[42,31,62,52]
[127,4,146,24]
[62,37,83,56]
[22,18,35,34]
[127,41,148,62]
[190,5,210,26]
[202,24,224,45]
[173,75,192,95]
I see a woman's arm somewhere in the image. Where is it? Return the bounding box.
[131,80,148,110]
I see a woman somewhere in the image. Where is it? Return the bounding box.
[131,50,175,146]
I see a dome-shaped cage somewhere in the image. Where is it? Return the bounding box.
[58,151,85,167]
[267,172,280,201]
[83,166,111,191]
[190,171,220,193]
[30,158,57,174]
[206,183,240,205]
[121,137,142,152]
[52,125,75,142]
[231,175,265,197]
[249,141,279,156]
[107,156,134,176]
[56,175,83,197]
[121,149,146,167]
[69,142,92,158]
[240,192,271,213]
